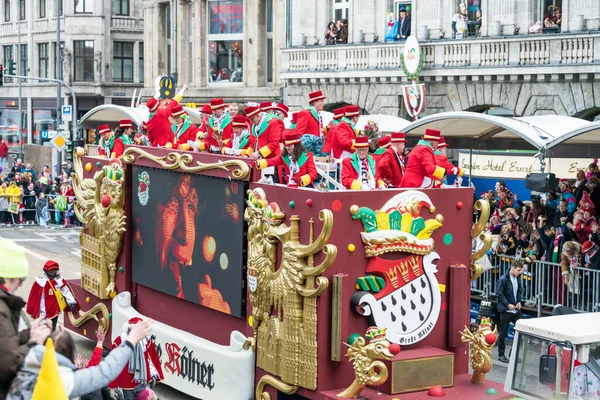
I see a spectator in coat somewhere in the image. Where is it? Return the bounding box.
[325,22,338,45]
[0,139,8,166]
[399,6,411,40]
[496,260,524,363]
[582,239,600,270]
[338,19,348,44]
[574,169,588,203]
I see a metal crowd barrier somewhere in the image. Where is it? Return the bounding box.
[471,253,600,316]
[0,193,78,227]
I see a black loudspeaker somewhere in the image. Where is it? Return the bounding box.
[526,173,558,192]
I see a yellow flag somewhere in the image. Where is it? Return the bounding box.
[32,338,68,400]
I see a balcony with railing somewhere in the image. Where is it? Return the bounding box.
[110,16,144,31]
[281,33,600,81]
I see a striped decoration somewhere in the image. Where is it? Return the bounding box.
[355,275,386,292]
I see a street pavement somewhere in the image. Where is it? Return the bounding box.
[1,225,515,399]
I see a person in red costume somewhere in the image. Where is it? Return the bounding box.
[372,135,391,164]
[170,105,201,150]
[26,260,79,331]
[145,82,189,147]
[321,106,345,157]
[433,136,464,187]
[294,90,325,138]
[245,105,281,159]
[377,132,407,188]
[329,105,359,160]
[109,317,164,399]
[111,119,135,158]
[97,124,115,158]
[222,114,256,156]
[401,128,446,188]
[261,102,288,153]
[199,98,233,143]
[199,104,213,130]
[342,136,385,190]
[255,132,318,187]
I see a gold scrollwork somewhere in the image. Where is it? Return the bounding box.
[122,147,249,179]
[471,200,492,282]
[471,199,490,239]
[255,375,298,400]
[68,303,110,333]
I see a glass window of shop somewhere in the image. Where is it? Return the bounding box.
[74,40,94,81]
[38,43,48,78]
[113,41,134,82]
[207,0,243,84]
[0,109,22,149]
[266,0,273,84]
[3,45,13,83]
[32,110,55,145]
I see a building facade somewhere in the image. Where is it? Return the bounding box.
[142,0,286,105]
[282,0,600,121]
[0,0,144,147]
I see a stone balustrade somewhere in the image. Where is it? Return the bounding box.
[282,33,600,80]
[110,17,144,31]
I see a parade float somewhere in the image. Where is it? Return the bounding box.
[62,142,513,399]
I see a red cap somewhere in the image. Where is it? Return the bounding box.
[345,105,360,117]
[377,136,391,148]
[391,132,406,143]
[260,102,275,112]
[146,98,159,112]
[333,107,346,119]
[582,240,596,253]
[119,119,133,129]
[232,114,250,128]
[43,260,60,271]
[274,103,289,117]
[201,104,213,115]
[283,132,302,146]
[354,136,370,148]
[98,124,111,135]
[210,98,227,110]
[423,128,441,141]
[171,105,186,118]
[437,137,448,148]
[245,105,261,119]
[308,90,326,103]
[128,317,143,325]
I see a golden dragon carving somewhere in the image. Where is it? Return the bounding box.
[68,302,110,333]
[337,327,398,398]
[460,317,498,384]
[72,148,126,298]
[471,199,492,281]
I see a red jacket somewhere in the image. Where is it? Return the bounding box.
[173,120,201,150]
[294,108,321,137]
[146,100,177,147]
[372,148,387,164]
[0,143,8,157]
[110,136,133,158]
[251,115,281,159]
[221,131,256,156]
[108,336,164,390]
[26,276,80,320]
[259,151,317,186]
[199,114,234,142]
[341,153,385,190]
[377,147,405,188]
[434,152,464,176]
[401,143,446,188]
[329,119,356,159]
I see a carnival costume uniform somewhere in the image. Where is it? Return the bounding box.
[257,133,318,187]
[170,105,201,150]
[246,106,281,159]
[111,119,134,158]
[330,106,361,159]
[200,98,233,143]
[145,97,180,147]
[221,115,256,156]
[372,136,391,164]
[341,136,385,190]
[26,260,79,321]
[377,132,407,188]
[401,129,446,188]
[433,137,464,187]
[97,125,114,158]
[321,107,345,155]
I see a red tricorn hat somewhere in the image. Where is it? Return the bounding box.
[283,132,302,146]
[119,119,133,129]
[201,104,213,115]
[232,114,250,128]
[582,240,596,253]
[377,136,391,148]
[391,132,406,143]
[171,104,186,118]
[333,107,346,119]
[146,98,159,112]
[437,137,448,148]
[259,102,274,112]
[210,98,228,110]
[98,124,112,135]
[244,105,261,119]
[43,260,60,271]
[308,90,326,103]
[274,103,289,117]
[345,105,360,117]
[423,128,441,141]
[354,136,370,148]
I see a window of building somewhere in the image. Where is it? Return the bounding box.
[74,40,94,81]
[333,0,349,22]
[54,41,64,80]
[38,43,48,78]
[19,44,27,76]
[165,3,171,75]
[114,0,129,16]
[186,2,192,83]
[3,45,13,82]
[207,0,243,83]
[4,0,9,22]
[39,0,45,18]
[266,0,273,84]
[59,0,62,16]
[74,0,92,14]
[19,0,25,20]
[394,1,412,19]
[540,0,562,32]
[139,42,144,83]
[113,41,133,82]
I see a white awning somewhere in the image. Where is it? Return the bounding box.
[356,114,411,133]
[546,121,600,149]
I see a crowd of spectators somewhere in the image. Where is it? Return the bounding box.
[0,158,78,228]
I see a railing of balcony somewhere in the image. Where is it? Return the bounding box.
[110,17,144,30]
[283,34,599,75]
